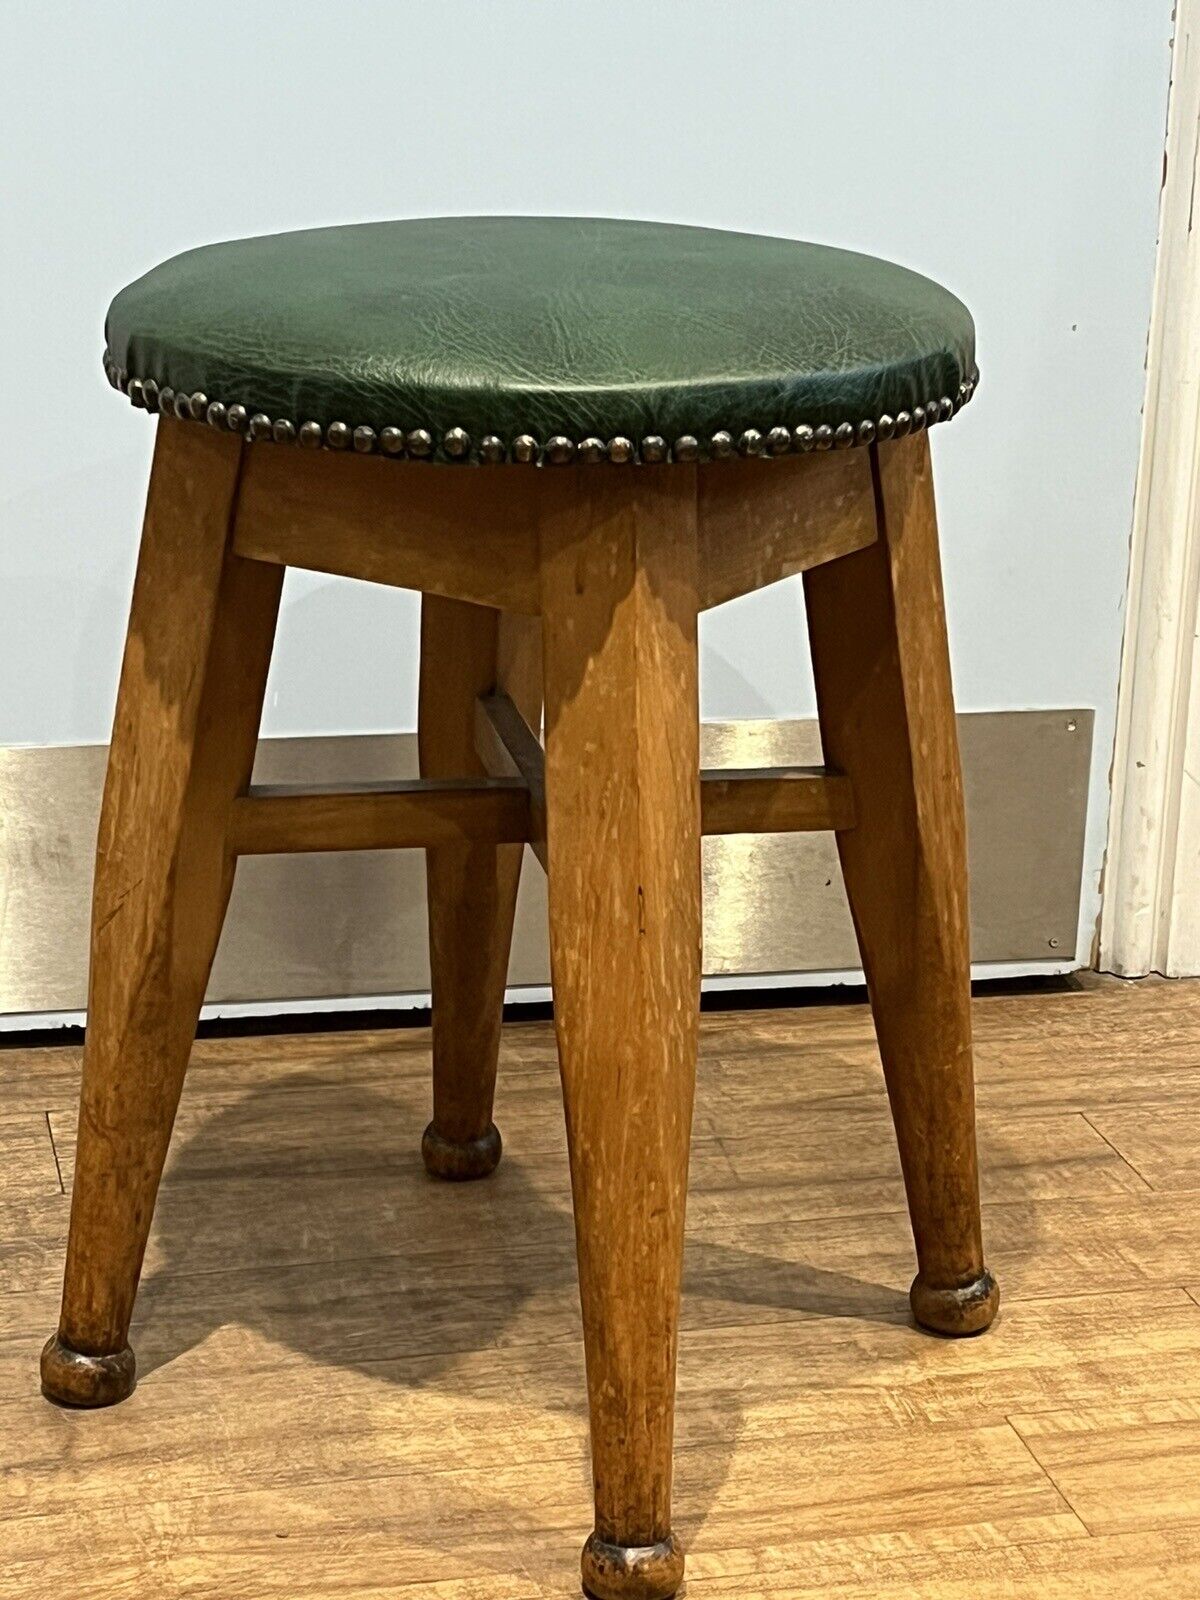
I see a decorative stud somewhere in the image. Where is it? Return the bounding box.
[380,425,407,456]
[545,435,576,465]
[107,353,979,467]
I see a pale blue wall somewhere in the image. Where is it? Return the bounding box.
[0,1,1173,961]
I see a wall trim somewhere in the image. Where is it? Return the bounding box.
[0,712,1092,1022]
[1101,3,1200,978]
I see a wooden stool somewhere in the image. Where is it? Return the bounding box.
[42,217,998,1600]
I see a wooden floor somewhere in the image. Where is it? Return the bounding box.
[3,975,1200,1597]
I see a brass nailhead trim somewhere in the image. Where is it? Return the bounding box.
[105,353,979,466]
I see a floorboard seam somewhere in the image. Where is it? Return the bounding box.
[1004,1416,1098,1537]
[1078,1111,1156,1191]
[43,1111,64,1195]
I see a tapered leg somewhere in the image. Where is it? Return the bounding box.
[41,419,283,1406]
[418,598,541,1179]
[804,433,998,1336]
[540,468,701,1600]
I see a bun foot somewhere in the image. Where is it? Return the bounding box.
[40,1333,136,1407]
[581,1533,684,1600]
[421,1120,502,1181]
[910,1268,999,1336]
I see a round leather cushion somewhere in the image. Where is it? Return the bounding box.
[106,216,976,455]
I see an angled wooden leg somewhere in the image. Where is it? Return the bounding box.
[803,433,998,1337]
[540,468,701,1600]
[418,598,541,1179]
[41,419,283,1406]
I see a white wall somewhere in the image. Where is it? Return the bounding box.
[0,2,1172,966]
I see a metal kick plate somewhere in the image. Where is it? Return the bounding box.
[0,711,1092,1015]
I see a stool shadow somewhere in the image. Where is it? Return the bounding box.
[130,1065,937,1550]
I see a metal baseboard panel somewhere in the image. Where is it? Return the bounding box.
[0,710,1092,1015]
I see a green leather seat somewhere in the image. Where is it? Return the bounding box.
[104,216,978,465]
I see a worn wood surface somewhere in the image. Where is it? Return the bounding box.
[229,777,532,853]
[804,434,995,1335]
[233,448,543,613]
[46,418,282,1391]
[4,976,1200,1596]
[696,448,878,609]
[700,767,854,835]
[475,691,549,870]
[419,601,541,1176]
[539,465,702,1594]
[232,439,877,618]
[229,764,855,858]
[475,687,855,852]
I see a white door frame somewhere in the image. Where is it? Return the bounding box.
[1101,0,1200,979]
